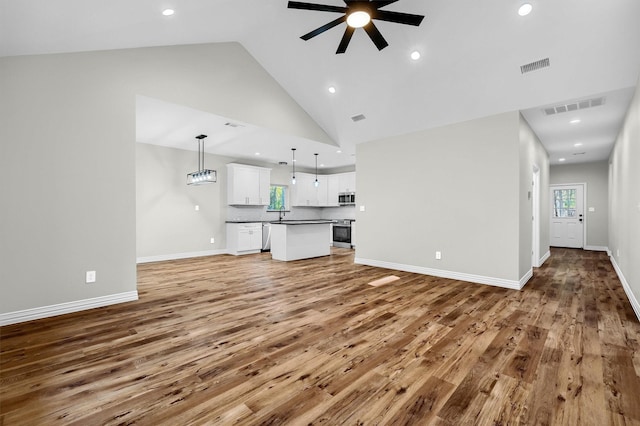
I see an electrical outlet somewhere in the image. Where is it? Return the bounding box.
[435,251,442,260]
[86,270,96,283]
[210,237,215,244]
[360,205,365,212]
[195,205,200,211]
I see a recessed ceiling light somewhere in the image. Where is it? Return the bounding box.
[410,51,421,61]
[518,3,532,16]
[346,11,371,28]
[570,119,581,124]
[320,164,325,167]
[336,150,342,154]
[255,152,260,156]
[559,158,566,162]
[574,142,583,147]
[162,8,175,16]
[328,86,336,94]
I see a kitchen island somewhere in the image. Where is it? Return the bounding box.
[270,220,332,261]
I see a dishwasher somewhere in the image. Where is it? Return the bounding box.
[261,222,271,252]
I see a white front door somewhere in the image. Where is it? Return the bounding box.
[550,184,584,248]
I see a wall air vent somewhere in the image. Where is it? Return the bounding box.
[520,58,550,74]
[542,97,607,116]
[351,114,366,122]
[224,122,244,128]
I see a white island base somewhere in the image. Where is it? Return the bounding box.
[271,221,331,261]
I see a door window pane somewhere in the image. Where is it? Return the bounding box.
[553,189,576,218]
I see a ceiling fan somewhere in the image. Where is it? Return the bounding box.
[288,0,425,54]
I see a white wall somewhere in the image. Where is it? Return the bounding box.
[550,161,609,249]
[355,111,529,287]
[608,80,640,320]
[0,42,333,320]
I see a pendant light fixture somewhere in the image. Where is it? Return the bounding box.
[314,153,319,187]
[187,134,217,185]
[291,148,297,185]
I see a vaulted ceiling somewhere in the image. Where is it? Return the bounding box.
[2,0,639,168]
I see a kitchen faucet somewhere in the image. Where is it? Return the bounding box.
[279,206,286,222]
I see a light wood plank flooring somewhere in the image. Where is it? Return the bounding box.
[2,248,639,425]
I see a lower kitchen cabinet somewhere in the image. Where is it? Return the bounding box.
[227,223,262,255]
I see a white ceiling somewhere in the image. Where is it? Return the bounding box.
[2,0,639,167]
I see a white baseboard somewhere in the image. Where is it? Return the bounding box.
[354,258,530,290]
[0,291,139,326]
[610,255,640,322]
[539,250,551,266]
[585,245,609,252]
[137,249,228,264]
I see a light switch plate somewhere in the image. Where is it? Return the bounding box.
[195,205,200,211]
[359,205,365,212]
[86,270,96,283]
[588,207,595,212]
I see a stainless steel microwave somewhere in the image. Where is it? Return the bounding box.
[338,192,355,205]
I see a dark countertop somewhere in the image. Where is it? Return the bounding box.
[226,219,353,224]
[225,221,264,224]
[270,220,334,225]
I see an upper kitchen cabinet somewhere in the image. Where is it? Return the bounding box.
[326,175,340,207]
[291,172,317,206]
[337,172,356,193]
[227,163,271,206]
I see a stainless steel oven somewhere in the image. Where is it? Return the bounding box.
[332,219,352,248]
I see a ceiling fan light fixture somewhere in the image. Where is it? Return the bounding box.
[346,11,371,28]
[518,3,532,16]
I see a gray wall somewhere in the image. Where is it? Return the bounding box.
[550,161,609,249]
[609,79,640,318]
[356,111,528,283]
[519,114,551,275]
[136,144,233,259]
[0,42,332,315]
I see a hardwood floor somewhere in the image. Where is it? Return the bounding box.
[1,248,639,425]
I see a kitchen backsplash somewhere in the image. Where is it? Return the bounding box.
[227,205,356,222]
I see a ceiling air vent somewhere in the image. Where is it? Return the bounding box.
[542,96,607,116]
[520,57,550,74]
[351,114,366,122]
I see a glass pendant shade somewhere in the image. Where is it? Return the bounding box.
[291,148,297,185]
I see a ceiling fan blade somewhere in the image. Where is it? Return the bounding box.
[363,21,389,51]
[372,0,400,8]
[301,16,347,40]
[373,9,424,26]
[288,1,347,14]
[336,26,356,54]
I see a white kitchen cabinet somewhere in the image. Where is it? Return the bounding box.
[227,163,271,206]
[338,172,356,193]
[291,173,317,206]
[316,175,328,206]
[326,175,340,207]
[227,223,262,255]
